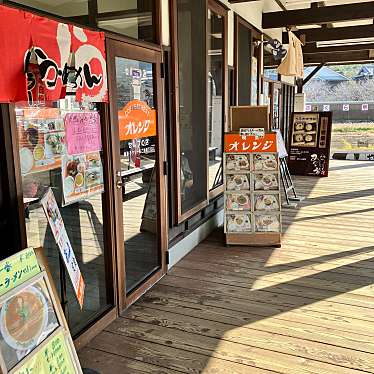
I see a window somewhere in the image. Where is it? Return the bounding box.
[208,5,225,191]
[97,0,158,43]
[172,0,227,220]
[8,0,89,24]
[235,16,261,106]
[15,99,113,336]
[176,0,207,215]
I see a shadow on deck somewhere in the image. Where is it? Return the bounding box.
[79,160,374,374]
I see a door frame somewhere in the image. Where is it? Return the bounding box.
[106,37,168,313]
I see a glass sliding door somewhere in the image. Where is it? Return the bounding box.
[106,39,167,309]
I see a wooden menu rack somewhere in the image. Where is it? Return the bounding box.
[224,132,282,248]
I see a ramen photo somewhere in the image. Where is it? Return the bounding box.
[0,278,60,371]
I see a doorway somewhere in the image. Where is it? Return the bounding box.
[106,38,168,311]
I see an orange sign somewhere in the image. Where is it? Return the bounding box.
[224,133,277,153]
[119,100,157,141]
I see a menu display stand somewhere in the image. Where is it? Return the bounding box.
[288,112,333,177]
[223,133,282,248]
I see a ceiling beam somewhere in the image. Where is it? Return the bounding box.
[303,50,374,64]
[282,24,374,44]
[264,50,374,66]
[228,0,287,11]
[303,42,374,54]
[263,1,374,29]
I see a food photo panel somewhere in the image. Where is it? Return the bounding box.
[254,193,280,212]
[226,213,252,233]
[255,214,281,232]
[226,174,250,191]
[291,114,319,147]
[253,154,278,171]
[0,277,60,371]
[291,132,317,147]
[225,154,250,172]
[225,192,251,211]
[253,172,279,191]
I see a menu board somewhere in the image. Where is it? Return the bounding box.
[62,151,104,205]
[64,112,102,155]
[17,108,65,175]
[12,331,78,374]
[62,111,104,206]
[0,276,59,371]
[288,112,332,177]
[0,248,40,297]
[223,133,281,247]
[0,249,82,374]
[41,189,85,308]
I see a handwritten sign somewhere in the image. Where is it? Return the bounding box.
[0,248,40,297]
[41,189,85,308]
[239,128,265,139]
[65,111,102,155]
[224,133,277,153]
[119,100,157,141]
[13,331,77,374]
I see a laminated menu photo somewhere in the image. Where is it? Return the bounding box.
[255,214,281,232]
[225,192,251,210]
[254,193,280,211]
[253,153,278,171]
[254,172,279,190]
[291,114,319,147]
[226,174,250,191]
[225,154,250,171]
[226,213,252,233]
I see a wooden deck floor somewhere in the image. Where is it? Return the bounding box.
[79,159,374,373]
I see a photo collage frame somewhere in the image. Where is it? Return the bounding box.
[224,152,282,235]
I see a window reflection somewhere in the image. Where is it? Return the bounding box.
[208,9,224,191]
[98,0,156,43]
[17,99,111,336]
[177,0,207,213]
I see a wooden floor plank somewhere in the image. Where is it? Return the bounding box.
[106,317,367,374]
[122,305,374,372]
[87,331,276,374]
[79,159,374,373]
[79,347,178,374]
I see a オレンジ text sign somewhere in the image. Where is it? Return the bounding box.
[224,133,277,153]
[119,100,157,141]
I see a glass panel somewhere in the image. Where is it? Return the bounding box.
[9,0,88,21]
[177,0,207,213]
[16,99,111,336]
[114,57,160,293]
[98,0,156,43]
[237,22,251,105]
[208,8,224,191]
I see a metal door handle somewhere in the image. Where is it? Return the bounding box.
[116,180,125,189]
